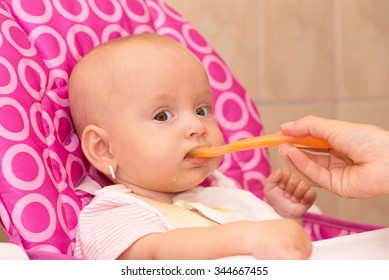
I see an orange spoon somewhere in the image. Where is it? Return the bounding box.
[188,132,331,158]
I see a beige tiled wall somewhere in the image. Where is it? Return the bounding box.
[166,0,389,226]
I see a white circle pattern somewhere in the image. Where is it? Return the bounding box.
[120,0,150,23]
[133,24,155,34]
[215,91,249,131]
[157,27,187,47]
[147,0,166,28]
[203,54,233,91]
[182,24,212,54]
[29,26,67,67]
[57,194,81,239]
[0,57,17,94]
[2,144,46,190]
[12,0,53,24]
[66,154,86,189]
[12,193,56,242]
[66,24,100,61]
[0,97,29,141]
[30,102,47,145]
[18,58,46,100]
[2,19,37,57]
[52,0,89,22]
[101,24,129,43]
[89,0,123,22]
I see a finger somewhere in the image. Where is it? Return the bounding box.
[289,180,310,202]
[264,169,283,191]
[279,144,316,185]
[280,115,334,139]
[283,170,301,197]
[281,144,333,190]
[300,187,317,205]
[280,142,330,170]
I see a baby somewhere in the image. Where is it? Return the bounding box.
[69,34,315,260]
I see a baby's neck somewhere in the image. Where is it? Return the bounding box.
[119,181,175,203]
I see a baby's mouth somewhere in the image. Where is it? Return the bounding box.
[184,152,208,167]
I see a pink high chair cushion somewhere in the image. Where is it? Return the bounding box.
[0,0,269,256]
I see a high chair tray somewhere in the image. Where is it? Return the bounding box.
[310,227,389,259]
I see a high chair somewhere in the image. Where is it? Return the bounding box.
[0,0,384,259]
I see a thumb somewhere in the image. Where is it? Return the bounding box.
[280,115,334,140]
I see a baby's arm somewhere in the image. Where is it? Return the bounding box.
[118,219,312,260]
[264,167,316,221]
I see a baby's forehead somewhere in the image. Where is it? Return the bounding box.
[76,34,207,96]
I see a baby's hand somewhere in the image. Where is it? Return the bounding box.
[248,219,312,259]
[264,167,316,220]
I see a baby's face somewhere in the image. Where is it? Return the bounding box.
[105,45,224,193]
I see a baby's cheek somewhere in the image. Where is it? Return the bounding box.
[209,157,222,173]
[210,122,224,145]
[217,132,225,146]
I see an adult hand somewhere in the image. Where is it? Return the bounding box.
[279,116,389,198]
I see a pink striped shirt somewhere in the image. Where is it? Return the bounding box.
[74,185,174,260]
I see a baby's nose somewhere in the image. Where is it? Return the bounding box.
[186,116,207,138]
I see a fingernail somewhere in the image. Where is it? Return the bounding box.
[280,121,295,130]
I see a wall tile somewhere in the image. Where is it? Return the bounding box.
[261,0,335,102]
[336,99,389,130]
[339,0,389,98]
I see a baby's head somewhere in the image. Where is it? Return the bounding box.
[69,34,224,193]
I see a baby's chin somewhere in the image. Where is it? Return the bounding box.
[169,172,211,193]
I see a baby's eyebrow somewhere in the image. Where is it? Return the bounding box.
[196,89,214,102]
[152,91,173,99]
[141,91,174,111]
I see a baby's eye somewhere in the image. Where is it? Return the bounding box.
[154,111,173,122]
[196,106,211,117]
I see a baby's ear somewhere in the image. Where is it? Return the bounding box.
[81,125,116,177]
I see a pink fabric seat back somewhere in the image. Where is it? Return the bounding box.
[0,0,270,256]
